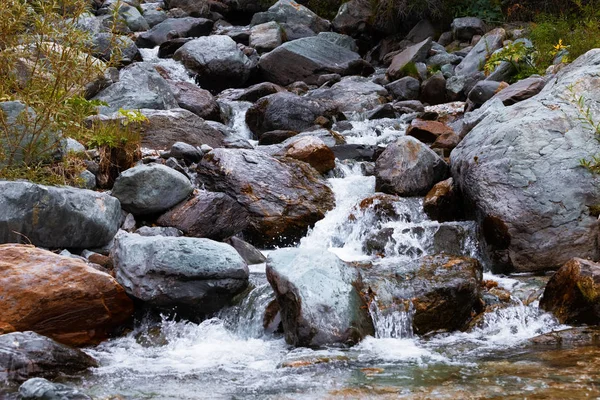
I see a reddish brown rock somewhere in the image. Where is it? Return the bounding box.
[423,178,462,222]
[407,119,455,144]
[0,244,133,346]
[540,258,600,325]
[431,131,461,151]
[281,136,335,174]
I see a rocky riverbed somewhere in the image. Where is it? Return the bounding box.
[2,0,600,398]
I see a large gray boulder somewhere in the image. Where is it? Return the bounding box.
[249,21,284,53]
[111,164,193,215]
[19,378,91,400]
[136,17,213,48]
[174,35,253,92]
[93,62,178,114]
[167,80,222,121]
[266,248,374,346]
[386,38,433,81]
[307,76,388,114]
[113,233,249,313]
[196,149,335,247]
[251,0,330,34]
[454,28,505,76]
[0,332,97,384]
[0,181,120,248]
[451,17,485,41]
[450,49,600,272]
[376,136,449,196]
[258,36,361,86]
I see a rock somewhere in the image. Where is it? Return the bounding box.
[423,178,461,222]
[278,136,336,174]
[114,3,149,32]
[450,50,600,272]
[431,131,461,152]
[90,33,141,65]
[174,35,252,92]
[393,100,425,114]
[219,82,286,103]
[307,76,388,114]
[426,52,461,68]
[143,8,168,28]
[266,248,373,346]
[197,149,335,247]
[332,144,379,161]
[113,233,249,313]
[0,182,120,249]
[386,38,432,81]
[157,38,193,58]
[167,141,203,163]
[167,81,221,121]
[251,0,330,34]
[332,0,372,36]
[0,332,97,384]
[451,17,486,41]
[157,191,249,240]
[111,163,193,215]
[165,0,210,17]
[317,32,358,52]
[375,136,448,196]
[0,244,132,345]
[93,62,178,114]
[455,28,505,76]
[366,103,396,120]
[406,119,454,143]
[405,19,437,43]
[420,71,447,105]
[250,21,283,53]
[385,76,420,101]
[358,254,482,335]
[135,226,183,237]
[136,17,213,48]
[225,237,266,265]
[446,73,485,102]
[467,80,509,110]
[540,258,600,325]
[492,75,547,106]
[530,326,600,347]
[258,130,299,145]
[19,378,91,400]
[245,92,336,137]
[438,31,453,46]
[258,36,361,86]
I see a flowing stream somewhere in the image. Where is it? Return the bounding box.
[54,50,600,399]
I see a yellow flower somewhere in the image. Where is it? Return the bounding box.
[553,39,568,51]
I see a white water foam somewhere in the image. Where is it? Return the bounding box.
[139,47,195,84]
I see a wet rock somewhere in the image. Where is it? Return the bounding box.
[406,119,454,143]
[258,36,361,86]
[358,254,482,335]
[251,0,330,34]
[93,62,178,114]
[385,76,420,101]
[530,326,600,347]
[393,100,425,114]
[168,141,203,163]
[19,378,91,400]
[167,81,221,121]
[431,130,461,152]
[277,136,336,174]
[157,191,249,240]
[219,82,286,103]
[375,136,449,196]
[266,248,374,346]
[0,182,120,249]
[307,76,388,115]
[386,38,432,81]
[420,72,447,105]
[366,103,396,120]
[250,21,283,53]
[225,237,266,265]
[196,149,335,247]
[451,17,485,41]
[258,130,299,145]
[135,226,183,237]
[423,178,461,222]
[111,163,193,215]
[450,50,600,272]
[332,144,379,161]
[455,28,505,76]
[157,38,193,58]
[174,35,252,92]
[466,80,509,110]
[540,258,600,325]
[0,332,97,384]
[136,17,213,48]
[0,244,132,346]
[113,233,249,313]
[492,75,547,106]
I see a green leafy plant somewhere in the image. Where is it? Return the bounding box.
[484,41,536,81]
[453,0,503,22]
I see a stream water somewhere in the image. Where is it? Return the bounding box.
[42,49,600,399]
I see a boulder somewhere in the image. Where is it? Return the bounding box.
[0,244,133,346]
[455,28,505,76]
[167,141,203,163]
[225,237,266,265]
[0,182,120,249]
[218,82,286,103]
[277,136,336,174]
[492,75,547,106]
[135,17,213,48]
[258,130,299,145]
[167,81,222,121]
[251,0,330,34]
[317,32,358,52]
[0,332,97,384]
[250,21,283,53]
[157,191,249,240]
[111,163,193,215]
[196,149,335,247]
[174,35,253,92]
[406,119,454,143]
[114,3,149,32]
[113,233,249,313]
[386,38,432,81]
[540,258,600,325]
[450,49,600,272]
[266,248,374,346]
[366,103,396,120]
[375,136,448,196]
[90,33,142,65]
[93,62,178,114]
[420,71,447,105]
[385,76,420,101]
[332,0,372,36]
[307,76,388,114]
[451,17,485,41]
[467,80,509,110]
[258,36,361,86]
[19,378,91,400]
[423,178,462,222]
[358,254,482,335]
